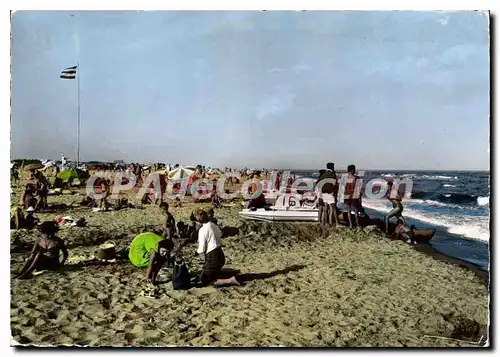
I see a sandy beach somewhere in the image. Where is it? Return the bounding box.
[10,186,489,347]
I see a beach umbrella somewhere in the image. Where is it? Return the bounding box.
[168,167,195,180]
[57,168,89,183]
[23,163,44,171]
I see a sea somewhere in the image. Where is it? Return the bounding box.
[292,170,490,272]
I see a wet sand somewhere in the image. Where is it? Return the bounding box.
[10,185,489,347]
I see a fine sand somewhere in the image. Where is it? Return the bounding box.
[10,184,489,347]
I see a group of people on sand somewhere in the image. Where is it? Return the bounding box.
[15,198,239,288]
[314,162,417,243]
[11,169,51,230]
[315,162,368,229]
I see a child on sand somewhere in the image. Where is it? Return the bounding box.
[16,221,68,279]
[128,232,174,284]
[195,210,239,287]
[159,202,176,240]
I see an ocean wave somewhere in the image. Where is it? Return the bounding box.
[477,196,490,206]
[443,184,456,187]
[362,199,489,242]
[410,192,485,206]
[414,175,458,181]
[423,200,447,206]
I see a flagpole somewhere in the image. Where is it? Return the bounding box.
[77,62,80,167]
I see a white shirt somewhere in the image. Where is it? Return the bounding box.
[197,222,222,255]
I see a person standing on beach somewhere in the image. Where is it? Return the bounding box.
[35,170,49,210]
[159,202,176,240]
[16,221,68,279]
[20,183,37,210]
[99,179,111,209]
[195,211,239,287]
[11,165,19,185]
[61,153,67,171]
[128,232,174,284]
[247,171,266,209]
[344,165,361,229]
[315,163,339,227]
[385,181,406,234]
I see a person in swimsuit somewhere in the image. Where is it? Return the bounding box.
[315,163,339,227]
[385,181,406,234]
[16,221,68,279]
[11,166,19,185]
[20,183,37,210]
[394,217,416,244]
[344,165,361,229]
[247,171,266,209]
[159,202,176,240]
[128,232,174,284]
[195,211,239,287]
[35,171,49,210]
[99,179,111,209]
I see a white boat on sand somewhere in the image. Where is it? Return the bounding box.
[239,208,319,222]
[240,193,354,222]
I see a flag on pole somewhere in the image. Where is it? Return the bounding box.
[60,65,77,79]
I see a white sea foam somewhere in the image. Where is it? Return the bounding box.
[417,175,458,181]
[477,196,489,206]
[423,200,447,206]
[443,184,456,187]
[362,199,490,242]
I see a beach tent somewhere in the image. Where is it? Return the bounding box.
[57,168,89,183]
[168,167,195,180]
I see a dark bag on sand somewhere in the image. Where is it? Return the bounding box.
[172,262,192,290]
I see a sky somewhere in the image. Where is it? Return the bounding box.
[11,11,490,170]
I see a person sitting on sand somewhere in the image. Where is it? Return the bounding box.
[344,164,361,229]
[16,221,68,279]
[394,217,416,244]
[177,221,188,238]
[195,210,239,287]
[128,232,175,284]
[385,181,406,234]
[159,202,176,240]
[207,207,218,225]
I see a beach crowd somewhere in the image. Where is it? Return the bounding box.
[11,160,414,288]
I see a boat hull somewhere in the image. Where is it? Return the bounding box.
[239,209,318,222]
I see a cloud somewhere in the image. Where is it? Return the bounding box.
[438,16,449,26]
[255,92,295,121]
[267,67,284,73]
[292,63,312,73]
